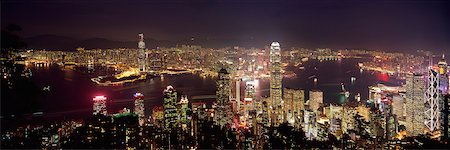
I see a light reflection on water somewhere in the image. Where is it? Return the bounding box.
[20,58,402,120]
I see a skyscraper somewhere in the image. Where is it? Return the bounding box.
[283,88,305,127]
[309,90,323,113]
[177,95,190,130]
[270,42,282,125]
[215,68,232,128]
[163,85,178,130]
[438,54,448,94]
[405,73,426,136]
[137,33,146,72]
[441,94,450,141]
[425,68,441,132]
[93,95,107,115]
[134,93,145,126]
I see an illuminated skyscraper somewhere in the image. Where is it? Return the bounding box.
[138,33,146,72]
[134,93,145,126]
[425,68,441,132]
[93,95,107,115]
[283,88,305,127]
[309,90,323,113]
[215,68,232,128]
[438,54,448,94]
[270,42,283,125]
[244,80,256,101]
[304,108,317,140]
[177,95,190,130]
[405,73,426,136]
[163,85,178,130]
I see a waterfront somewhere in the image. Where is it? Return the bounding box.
[2,58,401,125]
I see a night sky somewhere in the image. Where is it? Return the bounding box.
[2,0,449,51]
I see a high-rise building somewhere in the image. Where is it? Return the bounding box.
[134,93,145,126]
[270,42,283,125]
[405,73,426,136]
[113,112,139,149]
[304,108,317,140]
[215,68,232,128]
[138,33,146,72]
[393,93,406,121]
[283,88,305,127]
[93,95,107,115]
[152,106,164,127]
[163,85,178,130]
[425,68,441,132]
[235,79,242,113]
[438,54,448,94]
[309,90,323,113]
[177,95,190,130]
[441,94,450,140]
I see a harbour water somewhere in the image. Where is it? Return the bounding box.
[1,58,403,129]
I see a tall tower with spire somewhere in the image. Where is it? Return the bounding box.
[270,42,283,125]
[438,53,448,94]
[138,33,146,72]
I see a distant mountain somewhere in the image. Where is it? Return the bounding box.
[24,34,181,51]
[24,34,290,50]
[25,34,78,51]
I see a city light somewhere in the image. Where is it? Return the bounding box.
[2,0,449,149]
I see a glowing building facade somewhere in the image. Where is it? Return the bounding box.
[163,85,178,130]
[283,88,305,127]
[270,42,283,125]
[425,68,441,132]
[93,95,107,115]
[309,90,323,113]
[134,93,145,126]
[215,68,232,128]
[177,96,190,130]
[405,73,426,136]
[138,33,146,72]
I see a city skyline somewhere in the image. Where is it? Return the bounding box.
[2,0,450,149]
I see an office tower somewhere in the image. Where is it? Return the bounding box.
[283,88,305,127]
[113,113,139,149]
[152,106,164,127]
[380,100,397,140]
[438,54,448,94]
[425,68,441,132]
[93,95,107,115]
[85,115,114,148]
[215,68,232,128]
[235,79,241,113]
[342,107,357,134]
[245,80,256,101]
[177,95,190,130]
[134,93,145,126]
[441,94,450,140]
[309,90,323,112]
[405,73,426,136]
[163,85,178,130]
[304,108,317,140]
[138,33,146,72]
[438,55,449,140]
[260,96,270,127]
[392,94,406,121]
[270,42,283,125]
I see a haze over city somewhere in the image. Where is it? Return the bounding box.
[2,0,450,51]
